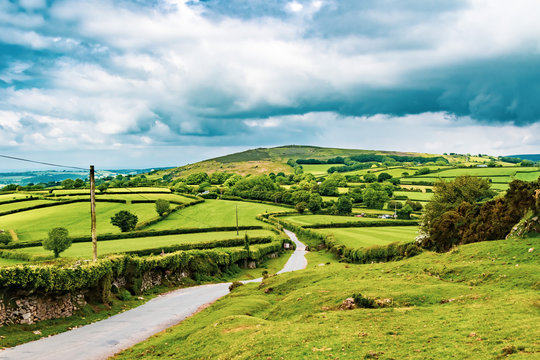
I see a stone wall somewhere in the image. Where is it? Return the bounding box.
[0,292,86,326]
[0,269,191,326]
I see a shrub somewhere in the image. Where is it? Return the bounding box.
[117,289,132,301]
[229,281,244,291]
[295,201,307,213]
[352,293,377,308]
[43,227,72,258]
[0,232,12,245]
[155,199,170,216]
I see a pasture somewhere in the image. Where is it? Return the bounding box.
[0,193,36,202]
[13,229,275,259]
[146,200,291,230]
[418,167,538,178]
[301,164,344,176]
[393,191,433,201]
[282,214,388,226]
[116,236,540,360]
[315,226,418,247]
[0,202,158,242]
[0,199,55,213]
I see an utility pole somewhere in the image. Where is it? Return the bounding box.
[90,165,97,261]
[236,205,239,235]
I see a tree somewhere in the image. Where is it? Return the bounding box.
[43,227,71,258]
[61,179,75,189]
[336,196,353,214]
[155,199,170,216]
[423,176,494,230]
[363,184,389,209]
[319,179,339,196]
[377,172,392,182]
[363,173,377,183]
[111,211,138,232]
[396,204,413,219]
[73,178,85,188]
[97,183,108,193]
[295,201,307,214]
[307,193,323,213]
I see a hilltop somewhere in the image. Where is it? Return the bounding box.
[146,145,448,179]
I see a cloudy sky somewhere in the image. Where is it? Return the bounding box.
[1,0,539,170]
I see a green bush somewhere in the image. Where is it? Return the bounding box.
[352,293,377,308]
[0,232,12,245]
[43,227,72,258]
[117,289,132,301]
[229,281,244,291]
[111,210,138,232]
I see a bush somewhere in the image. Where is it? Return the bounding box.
[295,201,307,213]
[229,281,244,291]
[352,293,377,308]
[111,210,138,232]
[117,289,132,301]
[155,199,170,216]
[0,232,12,245]
[43,227,71,258]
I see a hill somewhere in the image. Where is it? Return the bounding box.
[147,145,445,179]
[508,154,540,162]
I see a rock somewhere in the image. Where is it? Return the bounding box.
[529,248,534,253]
[340,297,356,310]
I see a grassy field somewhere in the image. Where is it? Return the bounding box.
[301,164,344,176]
[0,193,37,202]
[115,235,540,360]
[0,199,55,213]
[146,200,291,230]
[50,193,194,203]
[282,214,388,226]
[315,226,419,248]
[51,187,171,195]
[0,258,26,266]
[418,167,537,177]
[514,171,540,181]
[0,202,158,242]
[393,191,433,201]
[13,229,276,259]
[352,207,395,215]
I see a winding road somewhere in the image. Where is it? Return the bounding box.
[0,230,306,360]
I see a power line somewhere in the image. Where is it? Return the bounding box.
[0,154,87,171]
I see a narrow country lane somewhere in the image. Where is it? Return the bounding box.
[0,231,306,360]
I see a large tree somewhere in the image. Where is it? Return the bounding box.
[43,227,71,258]
[111,211,138,232]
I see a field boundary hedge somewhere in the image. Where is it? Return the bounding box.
[0,241,287,299]
[302,220,420,229]
[0,225,264,249]
[0,197,40,206]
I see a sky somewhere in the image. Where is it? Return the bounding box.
[0,0,539,171]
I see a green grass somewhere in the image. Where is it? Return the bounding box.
[352,207,395,215]
[146,200,291,230]
[0,258,26,266]
[514,171,540,182]
[50,193,194,203]
[51,187,171,195]
[283,214,388,226]
[0,199,55,213]
[115,235,540,360]
[0,193,36,201]
[13,230,276,259]
[301,164,344,176]
[315,226,419,248]
[393,191,433,201]
[0,202,158,242]
[418,167,536,178]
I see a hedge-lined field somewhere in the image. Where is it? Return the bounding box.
[50,193,193,203]
[393,191,433,201]
[0,199,55,213]
[146,200,291,230]
[282,214,388,226]
[0,202,158,242]
[315,226,419,248]
[11,229,276,259]
[417,167,538,177]
[0,193,36,201]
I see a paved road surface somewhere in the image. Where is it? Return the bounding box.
[0,230,306,360]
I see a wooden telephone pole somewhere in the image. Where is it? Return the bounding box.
[90,165,97,261]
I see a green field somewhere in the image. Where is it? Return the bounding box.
[282,214,388,226]
[13,229,275,259]
[418,167,537,178]
[0,258,26,266]
[352,207,395,215]
[50,193,193,203]
[116,236,540,359]
[146,200,291,230]
[0,193,39,202]
[393,191,433,201]
[51,187,171,195]
[514,171,540,181]
[0,199,55,213]
[0,202,158,242]
[301,164,344,176]
[316,226,418,247]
